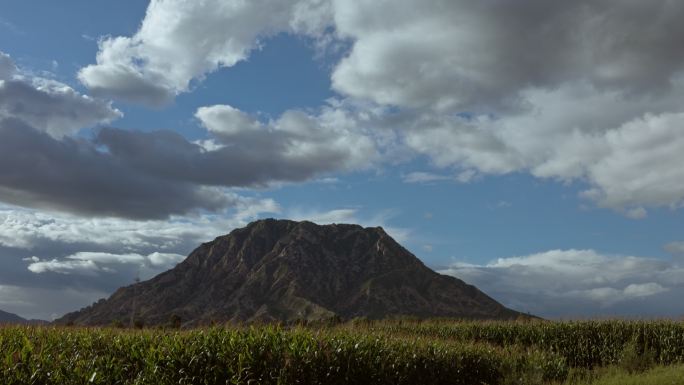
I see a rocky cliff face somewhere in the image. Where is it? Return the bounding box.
[58,219,523,326]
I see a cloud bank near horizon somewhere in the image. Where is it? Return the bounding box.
[441,249,684,319]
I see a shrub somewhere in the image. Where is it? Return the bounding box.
[619,340,656,374]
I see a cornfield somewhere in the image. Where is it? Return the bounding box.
[1,320,682,384]
[361,319,684,368]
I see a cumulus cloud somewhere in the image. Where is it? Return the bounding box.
[329,1,684,215]
[75,1,684,214]
[83,0,684,111]
[192,104,377,180]
[0,98,377,219]
[78,0,332,105]
[331,0,684,112]
[0,118,242,219]
[403,88,684,215]
[27,258,100,275]
[0,51,121,138]
[582,112,684,212]
[440,249,684,318]
[0,79,122,138]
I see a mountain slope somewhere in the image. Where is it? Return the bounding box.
[58,219,524,326]
[0,309,27,324]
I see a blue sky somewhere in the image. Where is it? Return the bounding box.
[1,0,684,320]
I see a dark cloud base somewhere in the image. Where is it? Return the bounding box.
[0,118,230,219]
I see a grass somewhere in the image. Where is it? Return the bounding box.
[564,365,684,385]
[1,320,683,384]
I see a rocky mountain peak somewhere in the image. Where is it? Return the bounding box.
[57,219,524,326]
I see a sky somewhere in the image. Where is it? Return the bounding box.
[1,0,684,321]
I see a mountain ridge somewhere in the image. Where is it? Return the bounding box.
[0,309,26,324]
[0,309,47,325]
[58,219,525,326]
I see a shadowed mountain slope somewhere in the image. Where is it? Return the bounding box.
[0,309,26,324]
[0,309,45,324]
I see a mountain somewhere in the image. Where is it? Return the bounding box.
[0,309,48,325]
[0,309,27,324]
[58,219,525,326]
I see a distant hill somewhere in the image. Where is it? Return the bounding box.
[58,219,525,326]
[0,309,32,324]
[0,309,48,325]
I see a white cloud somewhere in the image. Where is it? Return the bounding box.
[79,0,684,112]
[623,283,668,298]
[27,258,100,275]
[402,172,451,184]
[403,87,684,215]
[329,1,684,215]
[314,177,340,184]
[455,170,477,183]
[0,199,279,252]
[440,249,684,317]
[147,252,185,267]
[582,112,684,212]
[195,104,378,174]
[567,283,668,306]
[197,104,262,136]
[75,1,684,214]
[2,105,370,219]
[27,251,184,276]
[624,207,648,220]
[78,0,330,105]
[402,170,477,184]
[68,252,148,265]
[0,50,121,138]
[403,114,525,175]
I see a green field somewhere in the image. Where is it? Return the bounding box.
[1,320,683,384]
